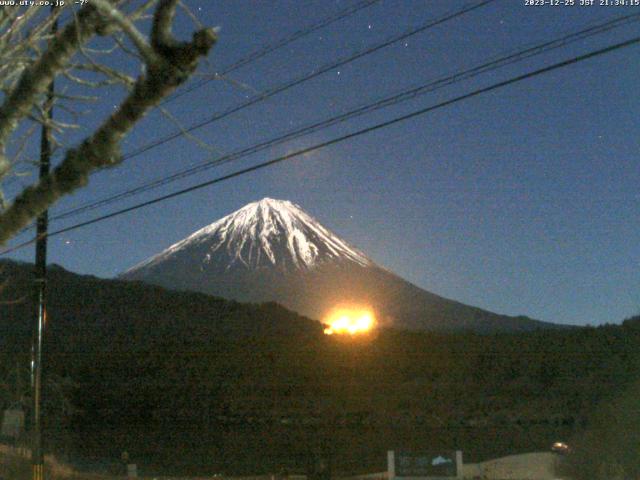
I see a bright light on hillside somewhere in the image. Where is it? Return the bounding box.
[323,307,376,335]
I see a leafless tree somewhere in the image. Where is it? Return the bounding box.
[0,0,216,245]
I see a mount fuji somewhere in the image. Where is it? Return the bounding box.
[121,198,557,332]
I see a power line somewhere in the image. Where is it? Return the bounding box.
[48,11,640,223]
[6,0,380,186]
[117,0,497,161]
[48,0,500,221]
[162,0,381,105]
[10,0,496,228]
[2,34,638,257]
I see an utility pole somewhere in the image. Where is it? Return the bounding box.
[32,9,57,480]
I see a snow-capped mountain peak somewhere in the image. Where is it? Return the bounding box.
[121,198,557,333]
[126,198,372,274]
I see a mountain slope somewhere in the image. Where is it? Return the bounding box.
[126,198,371,274]
[122,198,558,332]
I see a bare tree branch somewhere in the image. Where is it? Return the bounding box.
[0,4,110,178]
[92,0,160,65]
[71,62,136,88]
[0,1,217,244]
[158,105,221,155]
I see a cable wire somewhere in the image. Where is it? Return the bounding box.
[48,11,640,223]
[2,34,638,256]
[4,0,380,185]
[162,0,381,105]
[117,0,497,162]
[7,0,497,230]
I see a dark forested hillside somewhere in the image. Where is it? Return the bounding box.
[0,260,638,476]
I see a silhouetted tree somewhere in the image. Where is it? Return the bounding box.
[0,0,216,244]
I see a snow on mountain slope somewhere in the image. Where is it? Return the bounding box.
[125,198,372,275]
[122,198,560,333]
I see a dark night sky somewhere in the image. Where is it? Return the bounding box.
[3,0,640,326]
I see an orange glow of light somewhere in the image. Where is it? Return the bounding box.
[323,307,376,336]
